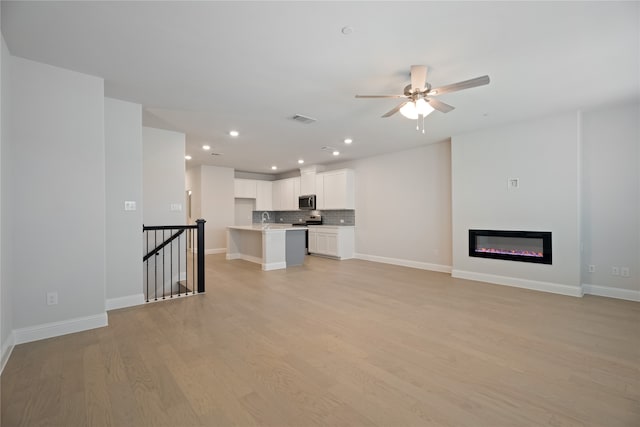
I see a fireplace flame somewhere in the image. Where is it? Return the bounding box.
[475,248,543,258]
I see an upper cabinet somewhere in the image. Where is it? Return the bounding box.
[234,179,257,199]
[235,178,272,210]
[235,168,353,212]
[272,177,300,211]
[256,180,273,211]
[316,169,355,210]
[299,165,324,195]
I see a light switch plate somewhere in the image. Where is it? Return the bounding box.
[124,201,136,211]
[507,178,519,189]
[170,203,182,211]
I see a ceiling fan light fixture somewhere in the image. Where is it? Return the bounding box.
[416,98,434,116]
[400,99,434,120]
[400,102,418,120]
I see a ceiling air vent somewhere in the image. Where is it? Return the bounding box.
[210,152,223,156]
[291,114,317,124]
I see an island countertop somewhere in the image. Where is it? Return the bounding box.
[227,224,307,232]
[226,225,307,270]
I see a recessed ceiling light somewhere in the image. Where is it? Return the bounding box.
[271,166,278,170]
[298,159,304,164]
[344,138,353,144]
[333,151,340,156]
[202,145,210,150]
[229,130,239,137]
[185,155,192,160]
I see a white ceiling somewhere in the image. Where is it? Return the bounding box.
[2,1,638,175]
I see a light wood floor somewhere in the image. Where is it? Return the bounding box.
[2,254,639,426]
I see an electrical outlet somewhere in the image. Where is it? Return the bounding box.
[46,292,58,306]
[621,267,630,277]
[612,266,620,276]
[124,201,136,211]
[588,265,595,273]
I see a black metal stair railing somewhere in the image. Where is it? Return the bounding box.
[143,219,205,302]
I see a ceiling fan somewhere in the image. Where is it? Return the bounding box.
[355,65,490,132]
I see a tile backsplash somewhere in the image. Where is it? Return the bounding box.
[252,209,355,226]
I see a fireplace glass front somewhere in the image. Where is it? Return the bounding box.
[469,230,552,264]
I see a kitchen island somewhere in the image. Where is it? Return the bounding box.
[226,224,307,270]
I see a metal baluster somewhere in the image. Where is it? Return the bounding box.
[162,230,166,299]
[192,228,195,294]
[185,229,189,294]
[196,219,205,294]
[154,230,158,301]
[170,231,173,298]
[178,231,181,296]
[145,230,149,302]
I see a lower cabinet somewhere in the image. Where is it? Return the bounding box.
[307,226,354,260]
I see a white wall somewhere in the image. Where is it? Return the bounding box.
[186,166,201,223]
[105,98,144,310]
[200,165,234,253]
[142,127,185,226]
[329,141,452,272]
[0,30,13,370]
[451,112,582,296]
[142,127,186,300]
[582,101,639,299]
[6,54,107,337]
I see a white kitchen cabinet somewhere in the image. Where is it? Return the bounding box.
[315,169,355,210]
[234,178,257,199]
[272,177,300,211]
[255,180,273,211]
[307,226,354,260]
[293,178,300,207]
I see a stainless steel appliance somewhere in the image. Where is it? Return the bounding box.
[292,215,322,254]
[298,194,316,210]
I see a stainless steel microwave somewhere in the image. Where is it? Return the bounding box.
[298,194,316,210]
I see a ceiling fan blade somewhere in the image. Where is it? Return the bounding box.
[429,75,490,96]
[410,65,427,92]
[427,98,455,113]
[381,101,408,118]
[355,94,406,99]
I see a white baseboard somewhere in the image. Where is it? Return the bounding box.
[1,331,15,375]
[227,252,260,263]
[582,284,640,302]
[105,293,145,311]
[355,253,452,274]
[227,252,285,271]
[263,262,287,271]
[13,313,108,345]
[452,269,583,297]
[205,248,226,255]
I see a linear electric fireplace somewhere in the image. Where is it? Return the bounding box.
[469,230,552,264]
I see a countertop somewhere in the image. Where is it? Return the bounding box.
[227,224,308,232]
[228,224,355,231]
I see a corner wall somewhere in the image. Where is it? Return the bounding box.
[451,112,582,296]
[0,29,14,371]
[581,101,640,300]
[6,54,107,342]
[200,165,234,254]
[142,127,186,226]
[186,166,202,223]
[329,141,453,272]
[105,98,144,310]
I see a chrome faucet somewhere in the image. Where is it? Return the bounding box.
[261,211,270,225]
